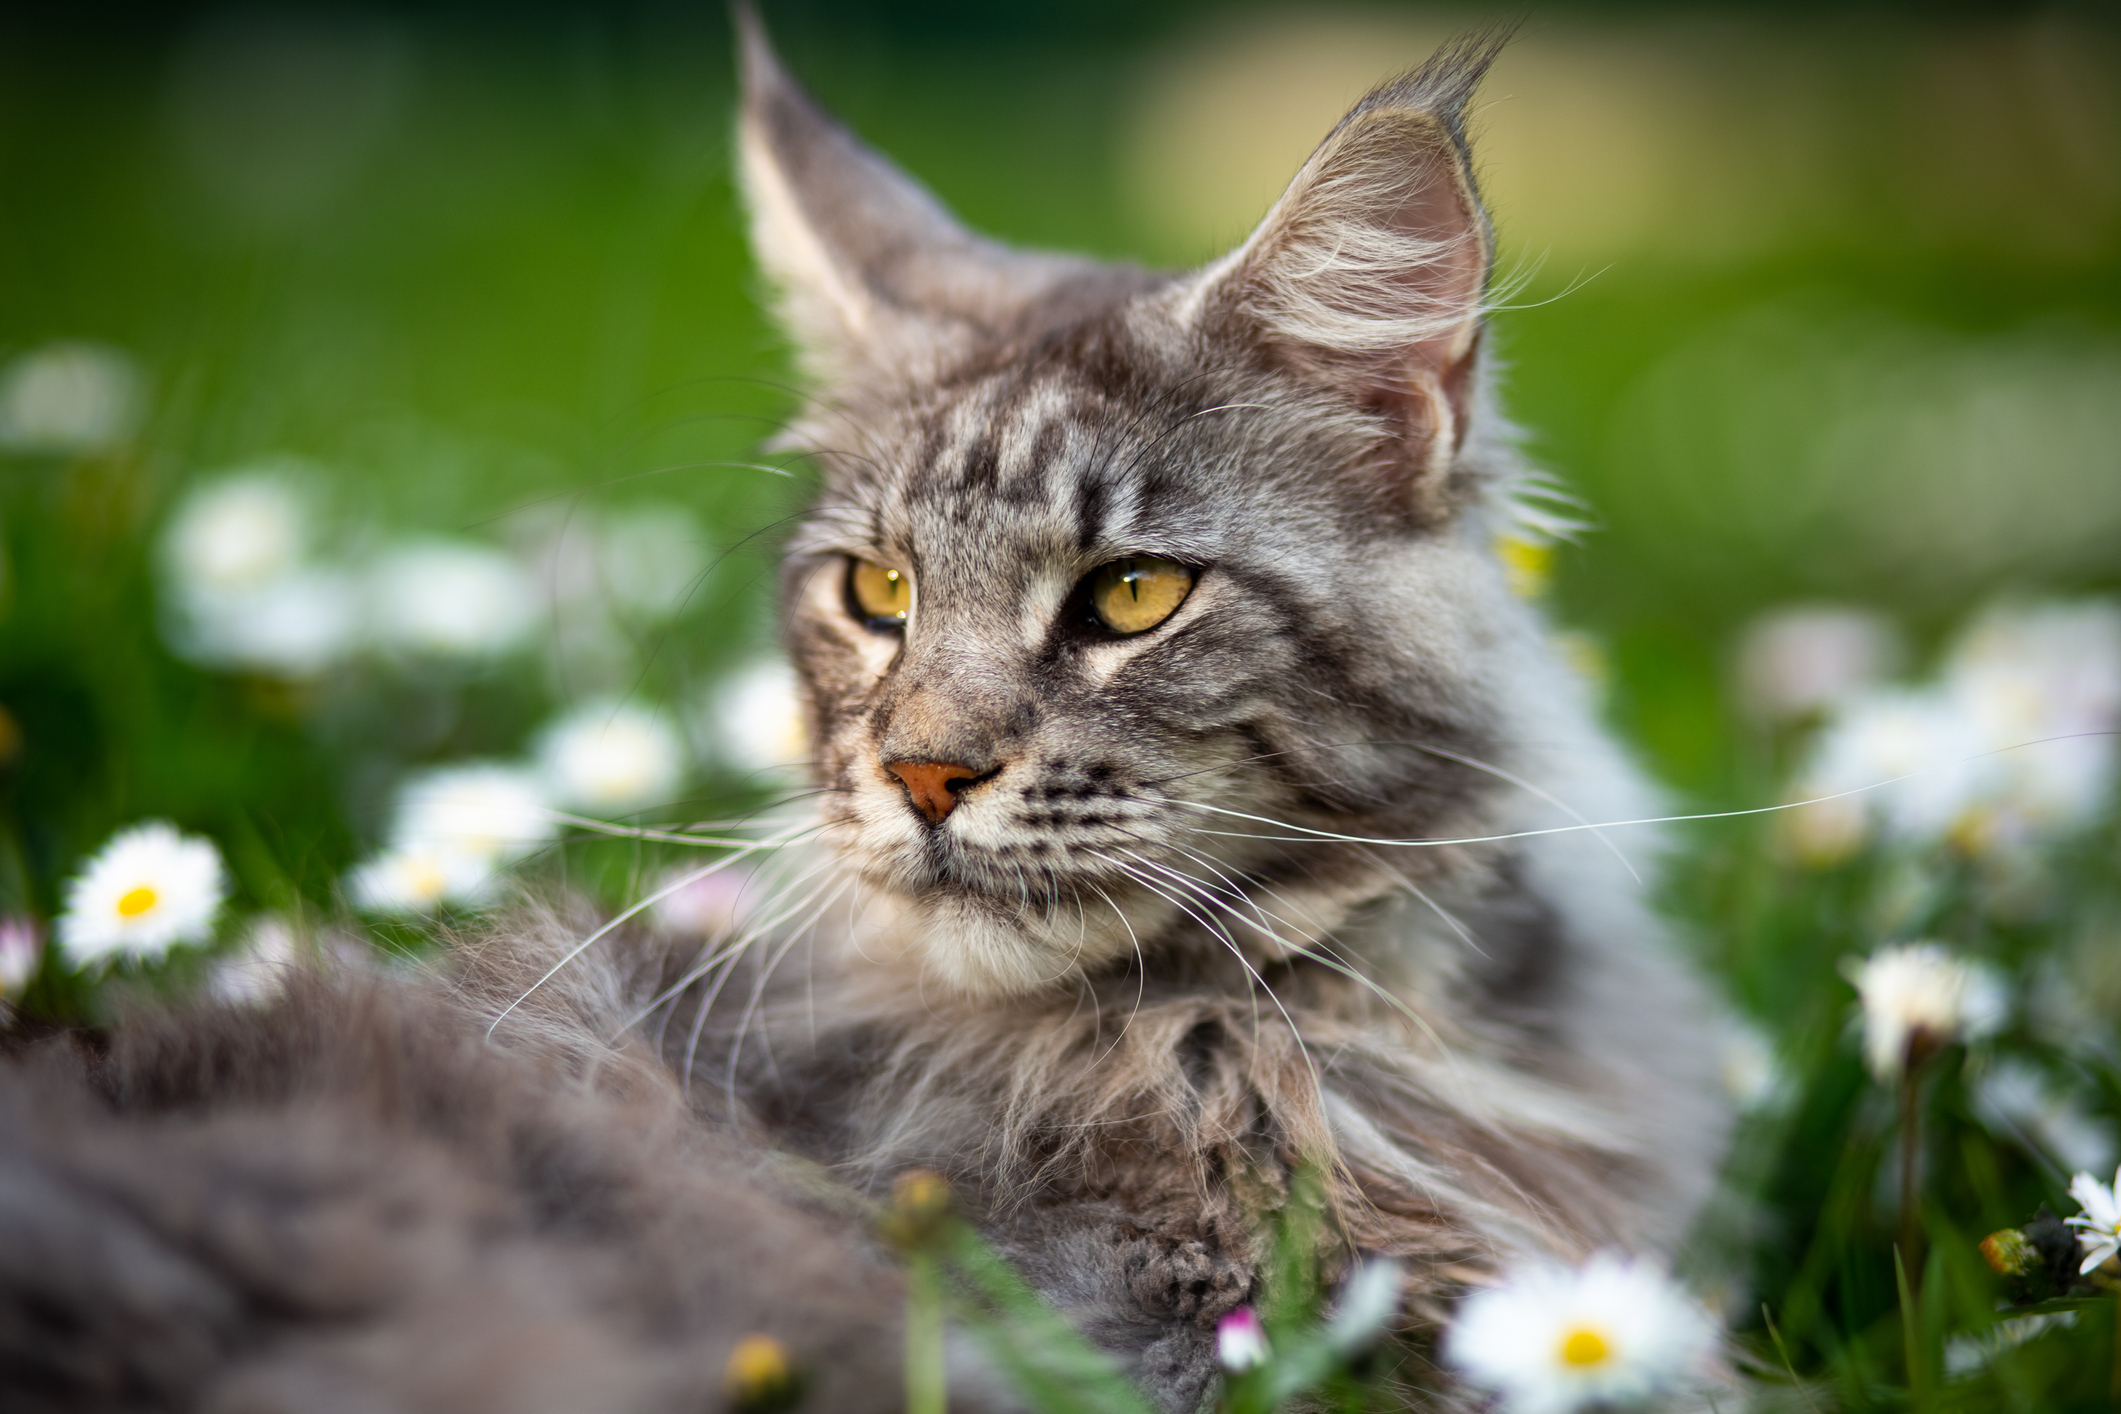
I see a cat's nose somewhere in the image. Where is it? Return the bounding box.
[885,760,985,824]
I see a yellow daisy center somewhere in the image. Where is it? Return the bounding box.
[116,885,159,918]
[406,859,449,902]
[1559,1326,1612,1367]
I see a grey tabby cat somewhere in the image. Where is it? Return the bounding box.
[0,15,1731,1414]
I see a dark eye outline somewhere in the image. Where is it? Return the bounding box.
[844,557,911,634]
[1070,556,1199,638]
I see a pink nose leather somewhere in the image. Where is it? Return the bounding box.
[886,761,980,824]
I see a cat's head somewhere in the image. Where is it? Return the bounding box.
[740,17,1545,998]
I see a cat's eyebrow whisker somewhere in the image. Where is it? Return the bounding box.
[1106,400,1284,496]
[1085,367,1220,487]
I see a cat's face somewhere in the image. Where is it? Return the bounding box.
[745,26,1521,996]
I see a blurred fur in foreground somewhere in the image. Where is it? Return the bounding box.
[0,937,980,1414]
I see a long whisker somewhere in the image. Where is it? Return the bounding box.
[719,876,855,1108]
[487,838,798,1038]
[617,851,842,1037]
[1094,851,1321,1094]
[1111,837,1466,1070]
[545,812,827,850]
[1169,734,2121,849]
[681,875,850,1101]
[1081,878,1150,1069]
[1398,742,1642,885]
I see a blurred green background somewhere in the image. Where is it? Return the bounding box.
[4,3,2121,1405]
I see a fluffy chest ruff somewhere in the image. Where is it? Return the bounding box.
[560,821,1725,1407]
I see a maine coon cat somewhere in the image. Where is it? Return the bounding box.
[0,17,1731,1413]
[650,16,1733,1403]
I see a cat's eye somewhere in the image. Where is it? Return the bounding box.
[1086,557,1195,636]
[847,558,912,628]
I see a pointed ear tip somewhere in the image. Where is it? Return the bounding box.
[731,1,783,94]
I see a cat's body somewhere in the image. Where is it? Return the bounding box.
[0,20,1731,1413]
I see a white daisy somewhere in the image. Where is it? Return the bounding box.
[538,700,687,815]
[1847,942,2007,1080]
[1797,688,1994,851]
[1444,1252,1716,1414]
[702,659,810,778]
[367,539,539,658]
[57,821,227,967]
[0,342,142,454]
[1736,605,1900,725]
[391,762,556,865]
[1944,599,2121,838]
[2066,1166,2121,1275]
[1719,1021,1787,1112]
[346,841,496,915]
[164,470,311,595]
[1215,1307,1269,1373]
[170,568,360,677]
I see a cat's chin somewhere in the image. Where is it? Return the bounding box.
[859,884,1142,1000]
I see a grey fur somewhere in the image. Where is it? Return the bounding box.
[0,958,1002,1413]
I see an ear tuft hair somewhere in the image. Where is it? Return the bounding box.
[1188,28,1511,495]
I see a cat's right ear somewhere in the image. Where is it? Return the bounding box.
[735,6,1071,384]
[1184,32,1507,515]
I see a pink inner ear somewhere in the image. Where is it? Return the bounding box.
[1326,137,1487,473]
[1385,164,1486,379]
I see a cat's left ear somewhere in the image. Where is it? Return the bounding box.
[1188,34,1503,506]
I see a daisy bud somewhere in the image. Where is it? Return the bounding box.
[1216,1306,1270,1373]
[1846,942,2006,1081]
[723,1333,799,1413]
[881,1168,952,1249]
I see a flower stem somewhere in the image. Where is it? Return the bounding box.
[1897,1066,1924,1281]
[1895,1246,1929,1414]
[906,1251,946,1414]
[2110,1294,2120,1407]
